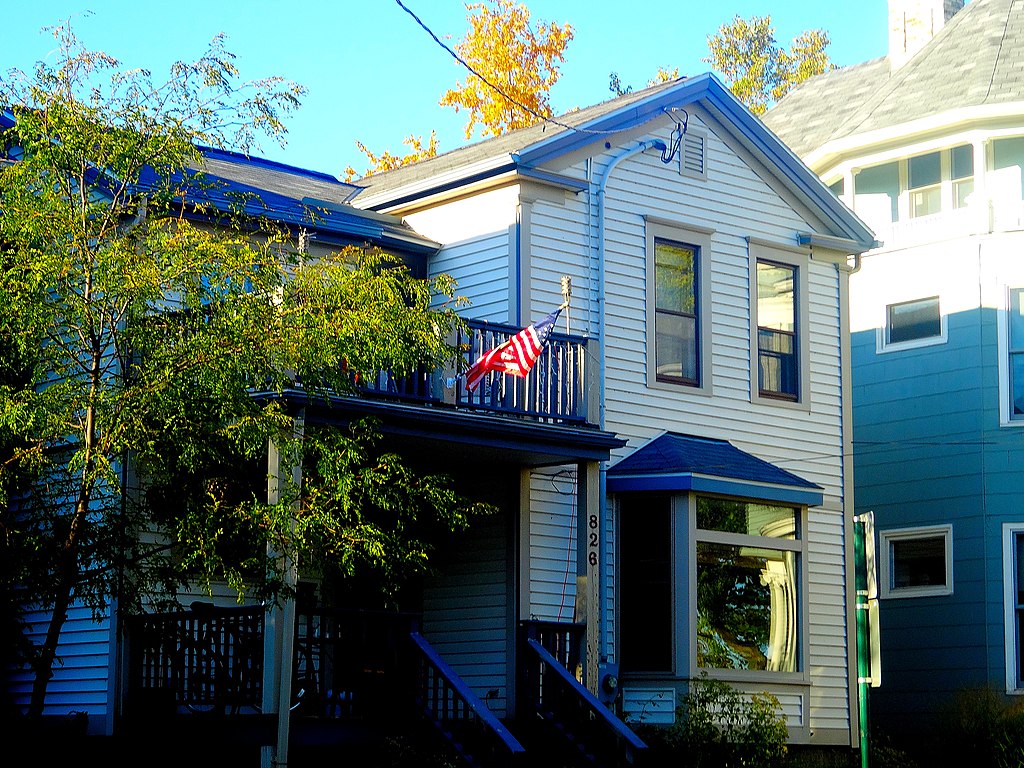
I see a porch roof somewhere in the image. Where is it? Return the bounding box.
[606,432,823,506]
[271,389,626,467]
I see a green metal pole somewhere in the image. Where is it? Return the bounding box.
[854,517,871,768]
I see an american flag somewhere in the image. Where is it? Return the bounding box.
[465,308,562,392]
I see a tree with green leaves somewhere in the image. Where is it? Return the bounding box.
[705,15,832,115]
[1,23,486,716]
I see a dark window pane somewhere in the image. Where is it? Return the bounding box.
[697,498,798,539]
[890,536,946,589]
[655,312,697,382]
[619,496,673,672]
[887,297,940,343]
[758,328,797,398]
[952,144,973,180]
[829,178,844,197]
[909,152,941,189]
[697,543,798,672]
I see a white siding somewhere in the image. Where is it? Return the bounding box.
[527,467,578,621]
[407,186,518,323]
[525,111,852,741]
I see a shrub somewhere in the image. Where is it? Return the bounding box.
[662,675,789,768]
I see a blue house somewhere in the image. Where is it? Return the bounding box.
[765,0,1024,746]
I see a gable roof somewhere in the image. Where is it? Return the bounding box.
[764,0,1024,159]
[352,73,876,252]
[607,432,823,506]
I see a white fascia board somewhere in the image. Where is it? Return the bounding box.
[352,153,517,212]
[805,102,1024,173]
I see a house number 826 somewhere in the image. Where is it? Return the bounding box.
[588,514,599,566]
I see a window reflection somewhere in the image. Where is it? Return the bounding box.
[697,543,798,672]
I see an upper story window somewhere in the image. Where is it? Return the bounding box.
[1007,288,1024,421]
[908,151,941,218]
[646,220,712,392]
[854,144,975,224]
[654,239,699,385]
[886,296,942,345]
[993,137,1024,201]
[756,260,798,400]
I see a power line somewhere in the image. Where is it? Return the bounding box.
[393,0,642,139]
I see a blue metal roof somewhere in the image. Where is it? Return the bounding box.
[134,147,440,254]
[607,432,823,506]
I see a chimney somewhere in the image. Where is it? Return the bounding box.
[888,0,965,69]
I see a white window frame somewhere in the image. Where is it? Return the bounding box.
[749,241,810,409]
[1002,524,1024,694]
[645,219,713,394]
[879,525,953,599]
[876,295,948,353]
[998,285,1024,426]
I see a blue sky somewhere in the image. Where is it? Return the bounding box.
[5,1,892,178]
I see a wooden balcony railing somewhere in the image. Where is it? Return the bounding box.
[125,602,265,716]
[357,318,591,426]
[409,631,527,767]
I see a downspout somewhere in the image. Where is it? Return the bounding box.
[591,139,666,675]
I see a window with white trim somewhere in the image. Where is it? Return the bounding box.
[1002,524,1024,692]
[879,525,953,598]
[881,296,946,351]
[1008,288,1024,421]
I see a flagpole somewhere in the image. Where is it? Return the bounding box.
[560,275,572,336]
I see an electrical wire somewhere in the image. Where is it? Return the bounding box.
[393,0,670,139]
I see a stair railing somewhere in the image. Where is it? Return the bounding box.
[409,631,526,767]
[520,634,647,767]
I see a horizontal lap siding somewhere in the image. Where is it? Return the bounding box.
[429,232,511,322]
[528,468,579,622]
[422,512,510,717]
[529,112,850,739]
[11,605,113,719]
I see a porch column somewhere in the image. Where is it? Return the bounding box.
[261,410,304,768]
[575,460,602,694]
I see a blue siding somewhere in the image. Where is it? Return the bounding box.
[851,304,1024,734]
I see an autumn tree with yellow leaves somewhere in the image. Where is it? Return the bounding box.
[347,0,572,179]
[439,0,574,139]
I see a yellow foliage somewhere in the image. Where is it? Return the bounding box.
[439,0,574,139]
[648,66,681,86]
[343,130,439,181]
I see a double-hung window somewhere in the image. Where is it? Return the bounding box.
[646,221,711,390]
[654,239,699,385]
[756,260,799,400]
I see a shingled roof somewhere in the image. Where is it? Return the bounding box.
[764,0,1024,157]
